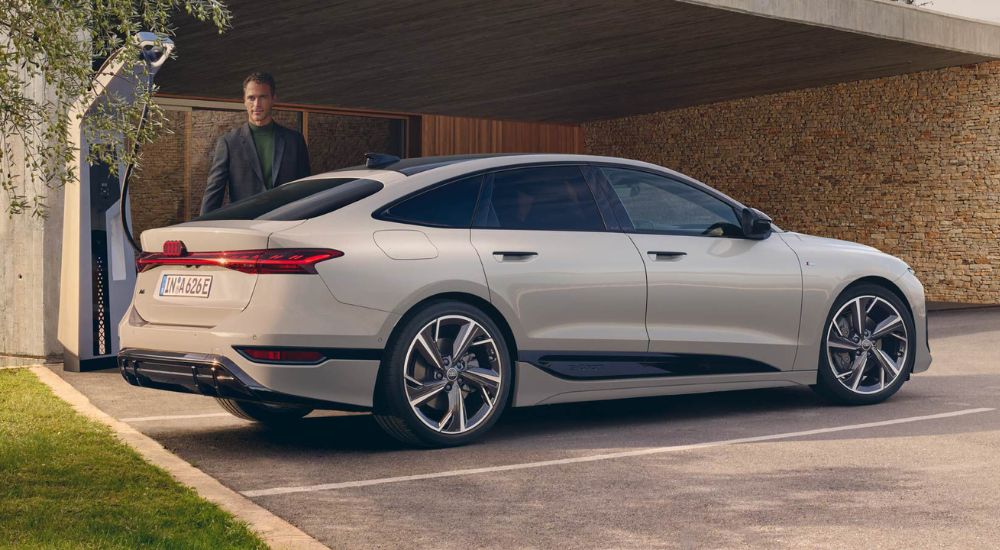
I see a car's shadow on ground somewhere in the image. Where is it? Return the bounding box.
[151,378,991,457]
[154,385,827,453]
[153,370,1000,457]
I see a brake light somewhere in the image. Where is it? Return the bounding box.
[256,250,342,274]
[162,240,186,257]
[136,248,342,274]
[235,347,326,364]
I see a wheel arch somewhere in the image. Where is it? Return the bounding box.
[381,292,520,405]
[841,276,913,317]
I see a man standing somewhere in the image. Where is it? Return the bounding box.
[200,72,310,214]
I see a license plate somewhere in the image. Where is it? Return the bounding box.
[159,274,213,298]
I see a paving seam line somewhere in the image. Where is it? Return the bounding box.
[29,366,329,550]
[242,407,996,497]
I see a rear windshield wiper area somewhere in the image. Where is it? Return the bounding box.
[196,178,384,221]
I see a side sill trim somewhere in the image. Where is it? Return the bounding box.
[518,350,780,381]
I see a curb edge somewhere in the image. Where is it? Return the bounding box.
[29,366,329,550]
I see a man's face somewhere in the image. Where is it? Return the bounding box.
[244,81,275,126]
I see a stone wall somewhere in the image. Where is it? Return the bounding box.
[307,113,403,174]
[584,61,1000,304]
[129,110,188,237]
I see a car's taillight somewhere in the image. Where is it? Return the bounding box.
[235,347,326,364]
[255,249,342,274]
[136,248,342,274]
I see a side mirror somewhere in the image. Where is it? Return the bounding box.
[741,207,773,240]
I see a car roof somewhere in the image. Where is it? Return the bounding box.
[325,153,665,178]
[298,153,750,221]
[332,154,530,176]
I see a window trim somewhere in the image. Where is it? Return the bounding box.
[472,163,611,233]
[591,163,753,239]
[580,165,621,232]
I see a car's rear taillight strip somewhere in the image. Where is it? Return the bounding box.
[136,248,343,274]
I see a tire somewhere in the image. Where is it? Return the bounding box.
[374,300,512,447]
[813,283,916,405]
[215,398,312,424]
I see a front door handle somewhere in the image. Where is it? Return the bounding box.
[493,251,538,262]
[648,251,686,260]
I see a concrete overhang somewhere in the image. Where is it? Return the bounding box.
[157,0,1000,123]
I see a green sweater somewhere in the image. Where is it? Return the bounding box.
[249,122,275,188]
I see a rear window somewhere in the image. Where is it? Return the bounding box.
[196,178,383,221]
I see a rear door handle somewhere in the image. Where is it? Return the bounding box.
[493,251,538,262]
[648,250,686,260]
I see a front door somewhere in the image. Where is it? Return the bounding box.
[598,166,803,372]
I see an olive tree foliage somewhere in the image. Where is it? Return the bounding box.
[0,1,230,217]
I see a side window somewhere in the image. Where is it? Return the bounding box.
[479,166,605,231]
[602,168,742,237]
[379,175,483,228]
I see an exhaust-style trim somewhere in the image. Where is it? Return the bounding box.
[118,349,369,411]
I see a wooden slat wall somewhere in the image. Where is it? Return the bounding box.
[421,115,583,156]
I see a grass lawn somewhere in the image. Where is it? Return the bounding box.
[0,369,268,549]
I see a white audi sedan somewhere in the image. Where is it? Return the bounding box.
[119,153,931,446]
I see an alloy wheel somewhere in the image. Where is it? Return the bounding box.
[825,295,909,395]
[403,315,503,435]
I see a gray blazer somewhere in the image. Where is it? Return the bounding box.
[200,122,311,215]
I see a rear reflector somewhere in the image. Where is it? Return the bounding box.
[235,347,326,364]
[136,248,343,274]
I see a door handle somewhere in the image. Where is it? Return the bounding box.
[493,251,538,262]
[648,251,686,260]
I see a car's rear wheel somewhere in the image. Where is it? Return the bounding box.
[215,398,312,424]
[814,284,915,405]
[374,301,512,447]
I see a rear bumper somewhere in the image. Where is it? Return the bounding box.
[118,349,371,411]
[119,274,397,407]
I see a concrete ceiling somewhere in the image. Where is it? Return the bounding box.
[156,0,999,123]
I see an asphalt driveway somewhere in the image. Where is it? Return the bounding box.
[55,307,1000,549]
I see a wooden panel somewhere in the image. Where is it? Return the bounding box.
[421,115,582,156]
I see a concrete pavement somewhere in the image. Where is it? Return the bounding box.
[52,308,1000,549]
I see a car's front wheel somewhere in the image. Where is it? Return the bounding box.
[814,284,915,405]
[374,301,512,447]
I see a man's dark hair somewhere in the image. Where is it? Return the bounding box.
[243,72,276,95]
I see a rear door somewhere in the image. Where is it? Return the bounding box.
[597,166,802,371]
[470,165,648,355]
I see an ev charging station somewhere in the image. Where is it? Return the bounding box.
[57,33,174,372]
